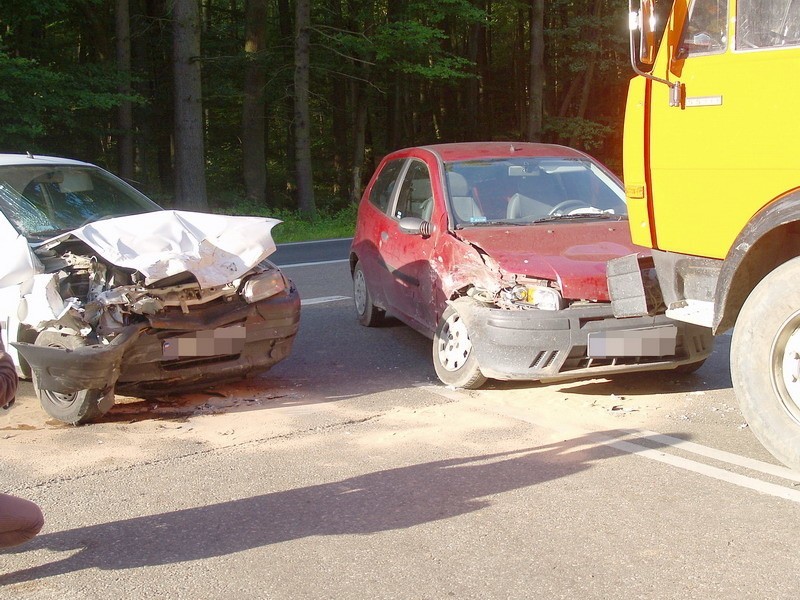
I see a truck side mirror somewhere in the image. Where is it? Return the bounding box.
[629,0,657,68]
[628,0,682,107]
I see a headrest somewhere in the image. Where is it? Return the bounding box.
[447,172,469,196]
[410,179,432,201]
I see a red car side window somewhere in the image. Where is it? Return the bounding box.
[368,159,405,213]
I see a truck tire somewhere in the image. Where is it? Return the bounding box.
[731,256,800,470]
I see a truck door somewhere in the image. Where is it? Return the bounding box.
[646,0,800,260]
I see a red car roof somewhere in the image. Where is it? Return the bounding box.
[416,142,588,162]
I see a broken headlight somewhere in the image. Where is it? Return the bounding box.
[503,284,563,310]
[241,269,286,303]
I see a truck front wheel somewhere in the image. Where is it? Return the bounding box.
[732,257,800,470]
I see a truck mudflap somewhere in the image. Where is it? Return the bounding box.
[12,325,145,395]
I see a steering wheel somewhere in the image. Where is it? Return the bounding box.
[548,199,590,216]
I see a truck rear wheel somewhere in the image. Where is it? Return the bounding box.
[731,257,800,470]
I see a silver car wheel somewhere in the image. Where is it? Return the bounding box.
[354,267,368,316]
[436,311,473,372]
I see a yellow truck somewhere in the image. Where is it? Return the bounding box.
[617,0,800,468]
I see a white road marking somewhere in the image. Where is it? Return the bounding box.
[424,385,800,503]
[281,258,350,268]
[598,435,800,503]
[301,295,351,306]
[277,237,352,246]
[624,429,800,483]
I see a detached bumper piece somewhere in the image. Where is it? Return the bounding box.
[13,325,144,395]
[454,298,713,382]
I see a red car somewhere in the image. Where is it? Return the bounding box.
[350,142,712,388]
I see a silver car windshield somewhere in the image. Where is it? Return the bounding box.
[444,158,627,227]
[0,165,161,238]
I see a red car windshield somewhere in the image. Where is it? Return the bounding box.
[444,157,626,227]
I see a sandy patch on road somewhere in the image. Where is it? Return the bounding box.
[0,375,350,482]
[1,366,751,485]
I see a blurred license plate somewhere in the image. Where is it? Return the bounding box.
[587,325,677,358]
[162,325,247,358]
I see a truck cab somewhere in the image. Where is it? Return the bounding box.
[619,0,800,469]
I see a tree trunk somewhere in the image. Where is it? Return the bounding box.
[568,0,602,148]
[116,0,134,180]
[526,0,544,142]
[386,0,402,149]
[294,0,316,217]
[278,0,296,197]
[558,75,583,118]
[242,0,268,206]
[515,6,526,135]
[328,0,348,198]
[173,0,208,211]
[350,82,369,205]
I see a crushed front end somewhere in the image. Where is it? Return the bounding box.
[444,227,713,383]
[11,211,300,423]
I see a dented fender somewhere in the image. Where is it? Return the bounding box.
[12,325,145,394]
[436,230,508,301]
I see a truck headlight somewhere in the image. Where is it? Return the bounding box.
[505,284,563,310]
[241,270,286,303]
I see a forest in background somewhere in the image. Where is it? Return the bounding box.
[0,0,633,217]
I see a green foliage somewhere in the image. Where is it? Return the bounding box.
[0,53,141,153]
[216,200,357,244]
[0,0,635,207]
[544,117,613,151]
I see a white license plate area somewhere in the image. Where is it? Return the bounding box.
[587,325,677,358]
[162,325,247,359]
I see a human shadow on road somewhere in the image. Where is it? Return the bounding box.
[0,429,676,584]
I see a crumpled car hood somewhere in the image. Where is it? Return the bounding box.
[455,221,643,301]
[40,210,280,288]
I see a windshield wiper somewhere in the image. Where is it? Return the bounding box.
[531,213,621,224]
[455,219,529,229]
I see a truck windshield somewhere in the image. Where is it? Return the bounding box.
[679,0,728,56]
[737,0,800,49]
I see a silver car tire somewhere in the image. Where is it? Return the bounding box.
[353,261,385,327]
[32,331,114,425]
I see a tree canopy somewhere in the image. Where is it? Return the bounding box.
[0,0,633,213]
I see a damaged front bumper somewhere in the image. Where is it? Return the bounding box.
[14,284,301,396]
[452,297,713,382]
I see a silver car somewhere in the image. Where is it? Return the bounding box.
[0,154,300,424]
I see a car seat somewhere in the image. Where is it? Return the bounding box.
[447,172,482,222]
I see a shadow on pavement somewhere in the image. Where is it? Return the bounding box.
[0,428,684,584]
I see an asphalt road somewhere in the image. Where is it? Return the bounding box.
[2,241,800,599]
[269,237,352,267]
